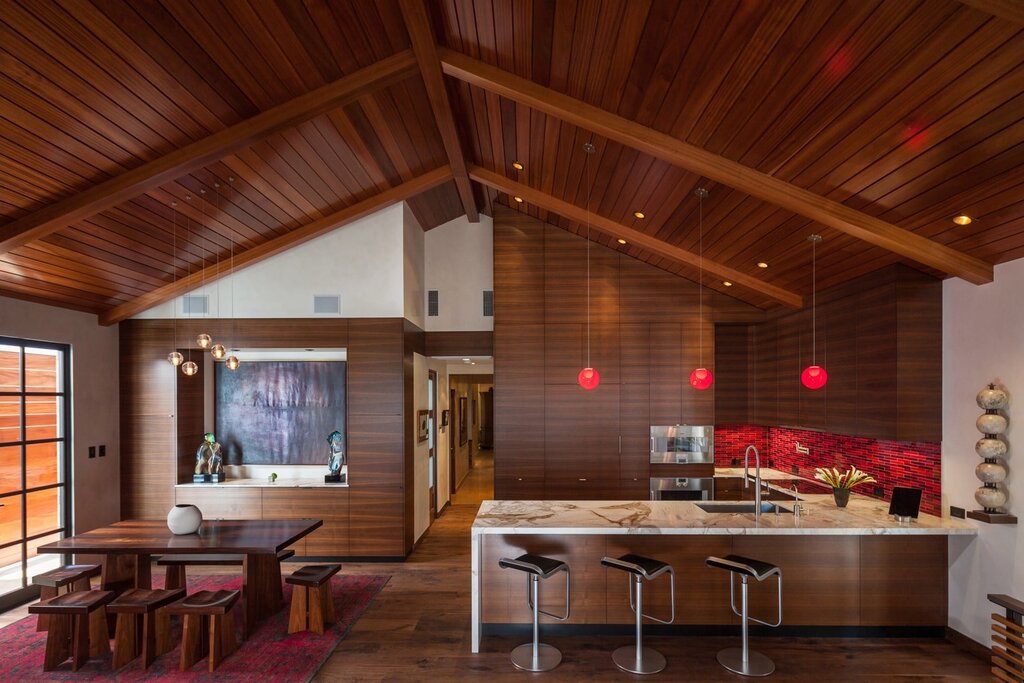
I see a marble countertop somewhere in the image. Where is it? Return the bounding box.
[175,478,348,488]
[472,486,978,537]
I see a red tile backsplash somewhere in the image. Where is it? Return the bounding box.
[714,424,941,515]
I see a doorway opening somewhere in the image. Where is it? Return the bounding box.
[448,372,494,507]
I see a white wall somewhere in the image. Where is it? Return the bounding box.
[135,204,407,319]
[403,204,426,329]
[944,257,1024,645]
[424,214,494,331]
[0,296,120,534]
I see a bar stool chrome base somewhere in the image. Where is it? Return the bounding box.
[511,643,561,672]
[612,645,666,675]
[717,647,775,677]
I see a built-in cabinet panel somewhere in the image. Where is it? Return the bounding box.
[649,324,683,425]
[619,383,650,481]
[544,385,619,482]
[714,325,749,424]
[715,265,941,442]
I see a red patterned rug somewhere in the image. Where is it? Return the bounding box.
[0,573,388,682]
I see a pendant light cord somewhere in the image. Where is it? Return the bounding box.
[812,236,817,366]
[171,201,177,350]
[185,196,192,364]
[585,142,593,368]
[698,191,704,368]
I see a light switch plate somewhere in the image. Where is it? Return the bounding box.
[88,446,96,459]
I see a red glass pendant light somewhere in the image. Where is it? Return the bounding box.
[801,234,827,390]
[690,188,713,391]
[577,142,600,391]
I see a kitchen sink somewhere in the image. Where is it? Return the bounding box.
[696,502,794,514]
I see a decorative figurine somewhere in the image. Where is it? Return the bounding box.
[968,382,1015,524]
[326,429,346,484]
[193,432,225,483]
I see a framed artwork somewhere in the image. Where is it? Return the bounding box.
[459,397,468,446]
[417,409,430,443]
[440,409,450,428]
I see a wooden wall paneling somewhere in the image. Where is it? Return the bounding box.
[423,331,493,357]
[825,296,859,436]
[481,533,608,624]
[619,383,651,482]
[681,317,715,424]
[860,536,946,626]
[347,319,405,416]
[543,384,620,483]
[492,206,544,325]
[544,323,619,386]
[543,226,619,326]
[605,536,736,625]
[176,356,206,484]
[348,486,405,557]
[775,311,801,427]
[617,256,686,323]
[619,323,650,385]
[750,317,778,426]
[493,324,545,490]
[649,324,682,425]
[795,307,827,430]
[347,414,405,487]
[174,487,262,521]
[732,535,861,625]
[856,284,898,439]
[261,488,349,557]
[895,272,942,442]
[713,325,750,424]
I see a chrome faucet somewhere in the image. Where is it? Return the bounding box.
[744,445,763,520]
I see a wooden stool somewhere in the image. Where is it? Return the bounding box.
[108,588,186,670]
[166,590,240,672]
[32,564,101,631]
[285,564,341,635]
[28,590,114,672]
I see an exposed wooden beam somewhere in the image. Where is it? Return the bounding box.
[470,165,803,309]
[0,50,419,256]
[398,0,478,222]
[443,50,994,285]
[98,166,453,325]
[957,0,1024,24]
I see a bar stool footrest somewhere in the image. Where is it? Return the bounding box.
[510,643,561,672]
[717,647,775,677]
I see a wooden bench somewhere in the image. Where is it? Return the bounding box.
[166,590,241,672]
[108,588,186,670]
[32,564,101,631]
[29,590,114,672]
[285,564,341,634]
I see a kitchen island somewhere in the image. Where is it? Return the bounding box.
[470,478,976,652]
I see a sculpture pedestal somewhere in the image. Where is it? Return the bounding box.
[210,473,226,483]
[325,473,345,484]
[967,510,1017,524]
[192,474,211,484]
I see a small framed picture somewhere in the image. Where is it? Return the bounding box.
[440,409,450,428]
[417,409,430,443]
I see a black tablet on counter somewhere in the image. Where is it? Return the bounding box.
[888,486,923,520]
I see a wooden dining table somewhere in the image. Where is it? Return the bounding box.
[37,518,322,637]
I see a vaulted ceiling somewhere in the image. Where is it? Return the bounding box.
[0,0,1020,320]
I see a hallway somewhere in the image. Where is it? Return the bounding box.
[451,450,494,507]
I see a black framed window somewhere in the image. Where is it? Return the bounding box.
[0,337,72,610]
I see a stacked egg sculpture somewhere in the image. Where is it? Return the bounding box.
[975,383,1009,513]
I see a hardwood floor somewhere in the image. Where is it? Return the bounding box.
[451,450,494,507]
[0,495,989,680]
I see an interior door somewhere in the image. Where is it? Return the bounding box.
[428,371,437,521]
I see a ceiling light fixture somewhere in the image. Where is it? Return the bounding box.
[801,234,827,390]
[210,182,227,360]
[167,201,183,367]
[633,211,645,219]
[577,142,600,391]
[617,238,627,245]
[513,196,524,203]
[180,195,199,377]
[224,177,240,371]
[512,161,524,171]
[953,214,972,226]
[689,188,713,391]
[757,262,769,269]
[195,187,214,351]
[723,281,733,287]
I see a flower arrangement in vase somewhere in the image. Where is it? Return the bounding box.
[814,466,876,508]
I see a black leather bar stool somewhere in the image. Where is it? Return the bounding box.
[705,555,782,677]
[498,554,571,672]
[601,554,675,675]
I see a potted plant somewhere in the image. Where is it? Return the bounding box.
[814,466,876,508]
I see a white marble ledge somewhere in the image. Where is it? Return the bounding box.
[472,496,978,536]
[175,478,349,488]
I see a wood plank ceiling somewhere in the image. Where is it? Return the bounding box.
[0,0,1020,317]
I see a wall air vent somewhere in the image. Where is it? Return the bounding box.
[313,295,341,315]
[482,290,494,317]
[428,290,439,317]
[182,294,208,315]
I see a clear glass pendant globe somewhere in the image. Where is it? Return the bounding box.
[181,360,199,376]
[210,344,226,359]
[225,356,240,371]
[167,351,184,367]
[196,333,212,349]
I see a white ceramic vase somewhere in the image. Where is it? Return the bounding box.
[976,461,1008,484]
[977,386,1009,410]
[167,504,202,535]
[975,485,1007,510]
[977,413,1008,435]
[976,438,1008,459]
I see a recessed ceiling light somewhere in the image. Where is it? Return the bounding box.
[723,281,733,287]
[757,262,769,269]
[953,214,972,226]
[512,161,524,171]
[617,238,627,245]
[462,358,470,362]
[633,211,645,219]
[513,196,524,203]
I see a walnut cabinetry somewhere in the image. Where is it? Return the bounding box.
[493,207,762,500]
[715,265,942,442]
